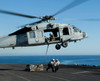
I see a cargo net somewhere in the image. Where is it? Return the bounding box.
[25,64,44,71]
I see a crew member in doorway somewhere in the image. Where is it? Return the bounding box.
[49,34,55,41]
[54,59,60,72]
[46,59,55,72]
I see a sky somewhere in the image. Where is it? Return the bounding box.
[0,0,100,56]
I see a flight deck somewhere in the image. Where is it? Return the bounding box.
[0,64,100,81]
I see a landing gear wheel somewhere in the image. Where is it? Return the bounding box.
[55,44,61,50]
[62,42,68,48]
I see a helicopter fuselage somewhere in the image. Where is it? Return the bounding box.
[0,22,87,50]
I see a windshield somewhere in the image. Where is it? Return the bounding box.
[73,27,81,32]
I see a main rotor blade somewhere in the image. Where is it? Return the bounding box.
[21,20,43,27]
[0,10,40,19]
[53,0,88,16]
[29,20,43,25]
[57,18,100,21]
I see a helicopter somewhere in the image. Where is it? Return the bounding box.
[0,0,98,50]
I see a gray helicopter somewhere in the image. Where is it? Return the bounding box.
[0,0,98,50]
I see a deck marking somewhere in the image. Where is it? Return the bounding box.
[5,71,32,81]
[36,72,71,81]
[72,71,90,74]
[47,74,71,81]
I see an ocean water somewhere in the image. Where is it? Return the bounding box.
[0,55,100,66]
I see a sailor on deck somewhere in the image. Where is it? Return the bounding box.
[46,59,55,72]
[54,59,60,72]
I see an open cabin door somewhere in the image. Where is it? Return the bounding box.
[27,30,45,45]
[60,27,72,41]
[44,28,60,43]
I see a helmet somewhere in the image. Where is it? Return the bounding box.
[52,59,55,61]
[56,59,58,61]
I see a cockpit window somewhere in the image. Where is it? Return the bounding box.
[73,27,80,32]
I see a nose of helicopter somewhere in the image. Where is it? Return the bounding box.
[83,32,88,38]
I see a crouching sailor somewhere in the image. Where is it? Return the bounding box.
[46,59,55,72]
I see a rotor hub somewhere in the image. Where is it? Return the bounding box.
[41,15,56,21]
